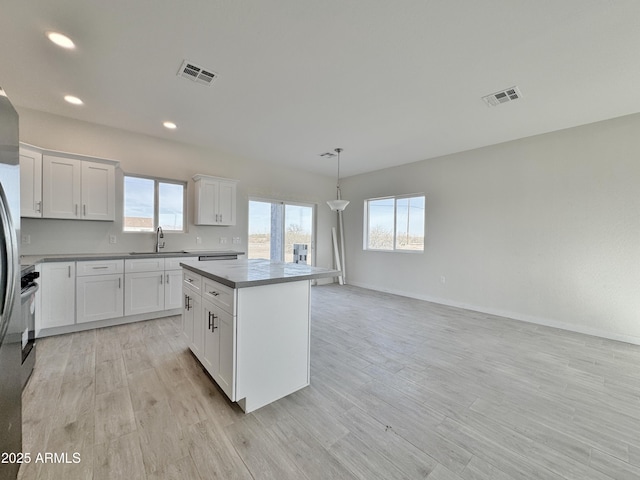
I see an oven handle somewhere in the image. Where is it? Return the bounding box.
[20,283,39,300]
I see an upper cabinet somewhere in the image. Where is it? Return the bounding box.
[193,174,237,226]
[20,143,117,221]
[42,155,115,221]
[19,146,43,218]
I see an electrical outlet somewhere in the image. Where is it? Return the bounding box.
[440,276,446,284]
[219,237,228,244]
[109,235,117,244]
[21,234,30,245]
[232,237,241,245]
[196,236,202,245]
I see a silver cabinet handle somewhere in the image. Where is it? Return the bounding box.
[36,201,42,213]
[75,204,79,216]
[68,265,71,277]
[83,204,86,216]
[208,291,219,296]
[160,274,163,285]
[92,266,108,270]
[166,274,169,284]
[118,277,121,289]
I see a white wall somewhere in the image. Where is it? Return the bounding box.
[342,112,640,345]
[18,108,337,272]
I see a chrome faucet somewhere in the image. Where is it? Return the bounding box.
[155,226,165,253]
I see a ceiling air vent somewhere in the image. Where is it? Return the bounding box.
[177,60,218,87]
[482,86,522,107]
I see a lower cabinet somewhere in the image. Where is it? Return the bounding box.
[183,284,202,358]
[40,262,76,329]
[36,256,200,336]
[164,270,184,310]
[124,271,164,316]
[76,273,124,323]
[76,259,124,323]
[202,299,236,399]
[183,272,237,402]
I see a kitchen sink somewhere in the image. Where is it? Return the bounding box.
[129,250,190,255]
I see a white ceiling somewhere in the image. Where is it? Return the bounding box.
[1,0,639,177]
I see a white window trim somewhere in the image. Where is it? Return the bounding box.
[363,193,425,253]
[123,173,187,233]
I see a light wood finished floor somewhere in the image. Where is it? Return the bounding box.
[18,284,640,479]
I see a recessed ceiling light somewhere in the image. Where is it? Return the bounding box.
[64,95,83,105]
[47,32,75,49]
[163,121,177,130]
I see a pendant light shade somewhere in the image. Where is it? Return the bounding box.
[327,147,349,211]
[327,199,350,211]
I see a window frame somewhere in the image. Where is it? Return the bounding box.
[123,173,187,233]
[247,196,317,265]
[363,193,425,253]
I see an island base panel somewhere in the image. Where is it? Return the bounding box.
[236,280,311,413]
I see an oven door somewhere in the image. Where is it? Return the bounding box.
[20,282,38,381]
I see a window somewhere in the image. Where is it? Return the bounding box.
[124,175,186,232]
[248,198,315,264]
[364,194,425,252]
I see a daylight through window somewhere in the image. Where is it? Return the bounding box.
[364,194,425,252]
[124,175,185,232]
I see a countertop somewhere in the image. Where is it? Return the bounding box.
[20,250,244,266]
[180,258,340,288]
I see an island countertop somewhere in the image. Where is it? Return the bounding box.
[180,258,339,288]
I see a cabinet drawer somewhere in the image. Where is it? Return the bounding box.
[183,270,202,293]
[77,259,124,276]
[165,256,197,270]
[125,258,165,273]
[203,277,235,315]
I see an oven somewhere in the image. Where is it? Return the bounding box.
[20,265,39,388]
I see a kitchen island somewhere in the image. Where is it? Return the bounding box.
[180,258,338,413]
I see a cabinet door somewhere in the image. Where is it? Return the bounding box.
[40,262,76,329]
[194,179,219,225]
[202,300,235,400]
[81,161,115,221]
[76,274,124,323]
[188,292,203,359]
[217,180,236,225]
[182,291,194,345]
[164,270,183,309]
[216,307,236,399]
[202,300,220,374]
[124,271,164,316]
[19,147,42,218]
[42,155,81,219]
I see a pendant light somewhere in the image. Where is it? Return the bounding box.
[327,148,349,211]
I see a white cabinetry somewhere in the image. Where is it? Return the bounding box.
[193,174,237,226]
[76,260,124,323]
[184,274,236,401]
[182,271,203,358]
[40,262,76,329]
[124,258,165,316]
[19,146,42,218]
[42,155,115,221]
[182,264,313,413]
[202,297,236,399]
[165,257,189,310]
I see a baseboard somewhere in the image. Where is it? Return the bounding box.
[346,281,640,347]
[37,308,181,338]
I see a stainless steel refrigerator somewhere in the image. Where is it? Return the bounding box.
[0,88,21,480]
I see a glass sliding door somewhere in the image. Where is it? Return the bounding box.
[248,199,315,264]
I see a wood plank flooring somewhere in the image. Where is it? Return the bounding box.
[18,284,640,479]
